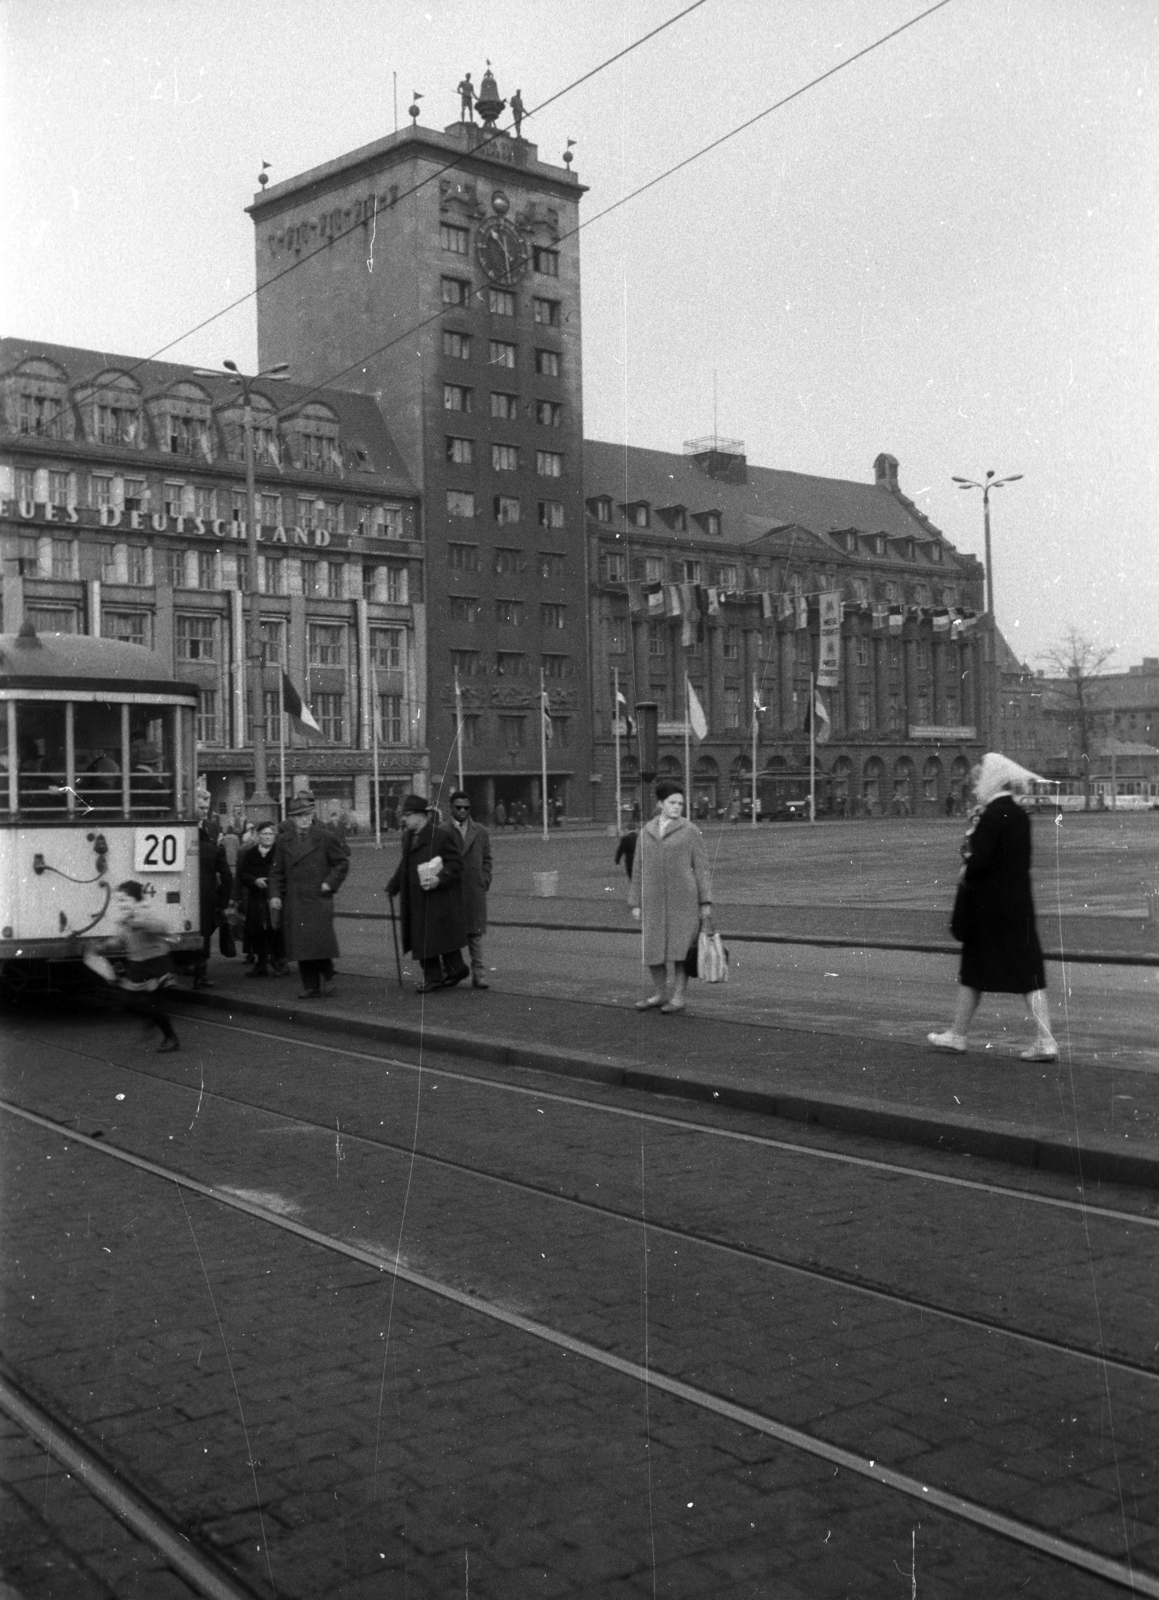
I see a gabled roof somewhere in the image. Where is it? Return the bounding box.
[0,337,418,497]
[583,439,977,566]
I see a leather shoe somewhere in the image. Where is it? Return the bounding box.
[298,987,321,999]
[471,978,490,989]
[442,967,469,988]
[156,1037,180,1053]
[414,980,444,993]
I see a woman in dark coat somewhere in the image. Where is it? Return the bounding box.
[237,822,286,977]
[929,753,1058,1060]
[268,793,350,997]
[386,795,469,992]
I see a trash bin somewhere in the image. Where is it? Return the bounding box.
[531,870,559,897]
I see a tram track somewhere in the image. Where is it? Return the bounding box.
[5,1013,1158,1382]
[1,1093,1155,1599]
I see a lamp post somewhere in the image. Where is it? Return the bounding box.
[951,469,1022,750]
[201,360,289,820]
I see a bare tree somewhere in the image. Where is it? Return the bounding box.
[1039,627,1116,809]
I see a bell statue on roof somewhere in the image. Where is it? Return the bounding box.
[475,65,505,128]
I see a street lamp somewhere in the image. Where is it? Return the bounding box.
[199,360,289,820]
[952,469,1023,749]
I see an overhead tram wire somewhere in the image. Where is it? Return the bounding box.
[287,0,956,413]
[32,0,711,430]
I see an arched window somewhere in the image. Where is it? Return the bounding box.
[74,369,142,447]
[4,357,73,441]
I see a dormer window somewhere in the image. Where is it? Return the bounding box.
[216,389,280,468]
[624,502,649,529]
[282,401,341,474]
[693,510,722,536]
[149,380,213,460]
[4,358,73,441]
[930,542,943,564]
[659,505,687,532]
[73,370,142,447]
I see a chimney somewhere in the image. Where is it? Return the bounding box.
[874,453,899,493]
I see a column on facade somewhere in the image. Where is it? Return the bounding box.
[744,626,762,740]
[483,776,495,817]
[779,625,794,731]
[965,637,981,731]
[843,618,857,735]
[931,638,942,725]
[593,594,610,736]
[873,634,887,731]
[708,620,725,736]
[631,617,649,714]
[903,634,916,737]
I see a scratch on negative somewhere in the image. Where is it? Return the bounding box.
[189,1064,205,1131]
[335,1117,345,1176]
[366,194,377,273]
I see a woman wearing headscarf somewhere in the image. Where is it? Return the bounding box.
[629,780,713,1014]
[386,794,470,992]
[929,752,1058,1060]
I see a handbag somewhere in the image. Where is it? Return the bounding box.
[696,929,729,983]
[218,915,237,958]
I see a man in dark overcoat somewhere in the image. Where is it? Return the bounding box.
[268,790,350,998]
[386,794,469,992]
[448,789,493,988]
[194,788,232,989]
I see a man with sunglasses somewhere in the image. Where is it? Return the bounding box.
[448,789,493,989]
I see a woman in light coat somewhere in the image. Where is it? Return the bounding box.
[928,752,1058,1060]
[629,780,713,1013]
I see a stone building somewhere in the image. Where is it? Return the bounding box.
[1038,656,1159,804]
[249,79,590,822]
[0,339,426,826]
[585,439,988,821]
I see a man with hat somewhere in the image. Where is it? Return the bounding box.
[386,795,470,992]
[448,789,492,988]
[269,789,350,998]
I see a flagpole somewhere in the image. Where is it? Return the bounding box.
[613,665,623,833]
[540,667,549,842]
[809,669,817,824]
[751,671,758,827]
[371,659,381,850]
[278,664,287,821]
[454,667,464,791]
[684,670,691,805]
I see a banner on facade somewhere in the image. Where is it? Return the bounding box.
[817,591,842,689]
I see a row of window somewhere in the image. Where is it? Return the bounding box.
[599,546,960,609]
[591,498,721,536]
[444,386,563,427]
[8,467,403,536]
[440,223,560,277]
[195,689,409,748]
[448,545,566,578]
[450,710,570,752]
[618,621,953,676]
[446,439,563,476]
[441,328,562,377]
[446,492,565,528]
[449,650,572,679]
[448,599,568,629]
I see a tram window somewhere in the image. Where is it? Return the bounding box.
[74,702,124,812]
[128,706,175,815]
[14,703,67,813]
[0,708,9,816]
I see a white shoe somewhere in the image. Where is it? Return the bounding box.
[1020,1041,1059,1062]
[928,1030,967,1053]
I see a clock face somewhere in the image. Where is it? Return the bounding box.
[475,217,529,287]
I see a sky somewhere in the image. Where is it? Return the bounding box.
[2,0,1156,670]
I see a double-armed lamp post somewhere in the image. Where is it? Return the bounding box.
[951,469,1022,750]
[199,360,289,820]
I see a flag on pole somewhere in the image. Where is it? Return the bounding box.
[753,684,767,714]
[541,687,553,746]
[804,689,831,743]
[615,688,635,737]
[282,672,322,734]
[687,680,708,742]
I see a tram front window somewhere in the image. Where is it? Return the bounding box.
[14,703,67,813]
[74,702,124,812]
[128,706,175,815]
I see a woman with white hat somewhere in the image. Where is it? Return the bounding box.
[929,752,1058,1060]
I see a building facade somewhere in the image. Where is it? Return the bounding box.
[250,86,590,821]
[0,339,426,827]
[586,441,988,821]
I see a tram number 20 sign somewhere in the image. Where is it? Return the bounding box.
[134,828,187,874]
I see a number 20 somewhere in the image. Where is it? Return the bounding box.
[143,833,178,867]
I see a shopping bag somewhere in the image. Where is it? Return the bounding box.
[697,929,729,983]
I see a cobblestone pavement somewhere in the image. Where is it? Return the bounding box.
[2,1007,1156,1597]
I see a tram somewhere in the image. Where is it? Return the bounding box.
[0,623,203,993]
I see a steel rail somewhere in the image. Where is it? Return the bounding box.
[2,1096,1154,1599]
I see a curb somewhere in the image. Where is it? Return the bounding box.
[170,988,1159,1192]
[334,912,1159,969]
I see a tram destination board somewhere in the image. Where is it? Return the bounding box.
[133,827,187,874]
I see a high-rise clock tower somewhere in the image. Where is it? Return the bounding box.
[250,76,590,820]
